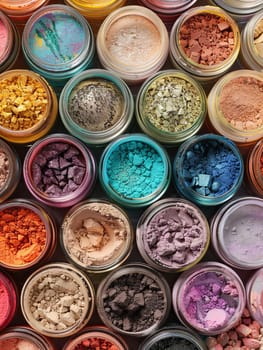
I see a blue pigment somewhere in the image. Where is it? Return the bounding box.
[181,139,241,197]
[106,141,165,199]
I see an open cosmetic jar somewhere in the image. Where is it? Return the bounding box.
[96,5,169,85]
[136,69,207,145]
[172,261,246,335]
[62,326,128,350]
[0,326,55,350]
[0,199,56,270]
[136,197,210,273]
[169,6,240,86]
[96,263,171,337]
[246,268,263,327]
[23,133,96,208]
[99,133,171,208]
[0,271,17,331]
[22,5,95,87]
[0,11,20,73]
[207,69,263,153]
[172,133,244,206]
[20,262,95,338]
[211,196,263,270]
[61,199,133,274]
[59,69,134,146]
[0,69,58,144]
[0,139,21,203]
[246,138,263,197]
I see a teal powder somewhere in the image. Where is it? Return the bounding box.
[28,11,85,66]
[106,141,165,199]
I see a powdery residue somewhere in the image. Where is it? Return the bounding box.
[0,338,40,350]
[0,279,9,327]
[0,18,8,61]
[219,76,263,131]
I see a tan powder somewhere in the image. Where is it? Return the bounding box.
[219,76,263,131]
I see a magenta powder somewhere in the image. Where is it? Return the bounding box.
[0,272,16,330]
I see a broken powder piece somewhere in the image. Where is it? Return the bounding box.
[60,312,77,326]
[44,311,59,324]
[218,21,230,31]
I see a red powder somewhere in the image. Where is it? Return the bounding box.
[0,18,8,61]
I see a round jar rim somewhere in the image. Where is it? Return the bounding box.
[0,11,14,64]
[0,0,49,17]
[211,0,263,15]
[138,0,198,14]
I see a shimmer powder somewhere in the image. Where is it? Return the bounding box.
[0,18,8,61]
[0,338,40,350]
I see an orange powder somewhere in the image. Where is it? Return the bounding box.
[0,207,46,267]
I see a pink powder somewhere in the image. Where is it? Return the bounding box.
[0,18,8,61]
[0,338,40,350]
[0,279,10,328]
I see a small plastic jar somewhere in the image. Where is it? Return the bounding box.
[136,197,210,273]
[0,326,55,350]
[99,133,171,208]
[22,5,95,87]
[59,69,134,146]
[246,138,263,197]
[136,70,207,145]
[209,0,263,28]
[64,0,126,33]
[0,11,20,73]
[173,133,244,206]
[172,261,246,335]
[0,0,49,25]
[61,199,133,274]
[96,5,169,85]
[0,199,57,270]
[0,139,21,202]
[137,0,198,30]
[169,6,240,86]
[23,133,97,208]
[96,263,171,337]
[0,271,17,331]
[62,326,128,350]
[211,196,263,270]
[0,69,58,144]
[207,70,263,153]
[21,262,95,338]
[240,10,263,71]
[138,325,207,350]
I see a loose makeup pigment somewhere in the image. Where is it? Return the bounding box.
[105,14,161,66]
[0,206,46,267]
[31,142,86,197]
[219,76,263,131]
[0,18,8,62]
[254,17,263,58]
[0,150,9,191]
[181,138,241,197]
[0,338,40,350]
[0,272,16,330]
[147,337,199,350]
[179,13,234,65]
[68,78,124,132]
[142,201,208,269]
[142,74,202,133]
[28,10,85,66]
[69,337,120,350]
[62,201,131,268]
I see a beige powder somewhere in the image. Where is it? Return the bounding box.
[105,14,161,66]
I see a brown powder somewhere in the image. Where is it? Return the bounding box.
[219,76,263,131]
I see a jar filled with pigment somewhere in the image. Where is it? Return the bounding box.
[211,196,263,270]
[96,263,171,337]
[23,133,97,208]
[0,69,58,144]
[96,5,169,85]
[22,5,95,88]
[136,198,210,273]
[64,0,126,33]
[139,325,207,350]
[0,326,55,350]
[0,199,57,270]
[62,326,128,350]
[169,6,240,86]
[0,11,20,73]
[61,199,133,274]
[209,0,263,28]
[172,261,246,335]
[246,138,263,197]
[240,10,263,71]
[59,69,134,146]
[173,133,244,206]
[137,0,198,30]
[0,271,17,331]
[207,69,263,153]
[0,139,21,203]
[20,263,95,338]
[99,133,171,208]
[136,70,207,145]
[0,0,50,24]
[246,268,263,327]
